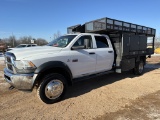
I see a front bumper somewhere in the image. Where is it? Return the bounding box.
[4,68,37,90]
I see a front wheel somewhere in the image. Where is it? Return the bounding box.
[133,61,144,75]
[37,73,67,104]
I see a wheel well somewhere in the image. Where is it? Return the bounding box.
[136,56,146,64]
[140,56,146,64]
[35,67,73,87]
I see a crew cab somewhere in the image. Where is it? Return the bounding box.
[3,17,156,104]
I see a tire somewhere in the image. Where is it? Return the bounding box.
[133,60,144,75]
[37,73,67,104]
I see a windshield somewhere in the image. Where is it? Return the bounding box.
[47,35,77,47]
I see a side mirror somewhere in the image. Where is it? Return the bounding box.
[71,45,86,50]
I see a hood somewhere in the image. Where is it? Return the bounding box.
[7,46,62,60]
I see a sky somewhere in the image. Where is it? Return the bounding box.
[0,0,160,41]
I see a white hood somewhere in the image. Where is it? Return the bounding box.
[7,46,62,60]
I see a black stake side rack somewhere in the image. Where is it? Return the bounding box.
[67,17,156,37]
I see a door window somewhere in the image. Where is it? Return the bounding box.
[95,36,109,48]
[73,35,93,49]
[32,45,36,47]
[27,45,31,47]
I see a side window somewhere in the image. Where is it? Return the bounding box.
[95,36,109,48]
[73,35,92,49]
[27,45,31,47]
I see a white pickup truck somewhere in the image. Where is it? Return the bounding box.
[4,17,156,104]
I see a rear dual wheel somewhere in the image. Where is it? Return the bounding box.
[133,60,144,75]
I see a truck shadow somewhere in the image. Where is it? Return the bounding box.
[64,64,160,100]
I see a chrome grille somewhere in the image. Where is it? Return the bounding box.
[7,64,13,71]
[6,56,12,63]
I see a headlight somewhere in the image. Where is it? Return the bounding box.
[14,60,36,73]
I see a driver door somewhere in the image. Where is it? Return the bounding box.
[69,35,96,78]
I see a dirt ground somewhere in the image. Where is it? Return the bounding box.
[0,56,160,120]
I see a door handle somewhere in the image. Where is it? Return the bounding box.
[89,52,95,55]
[108,51,113,53]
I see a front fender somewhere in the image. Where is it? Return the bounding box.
[34,61,72,81]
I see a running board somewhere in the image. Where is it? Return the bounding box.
[73,70,114,83]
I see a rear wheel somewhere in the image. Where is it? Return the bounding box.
[133,60,144,75]
[37,73,67,104]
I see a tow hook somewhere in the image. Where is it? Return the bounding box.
[9,86,15,90]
